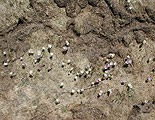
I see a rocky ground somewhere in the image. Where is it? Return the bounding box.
[0,0,155,120]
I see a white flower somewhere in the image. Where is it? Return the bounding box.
[37,50,41,56]
[74,76,78,80]
[20,57,23,61]
[55,99,60,104]
[91,82,95,85]
[87,64,91,68]
[42,47,46,51]
[76,72,80,76]
[63,46,68,51]
[3,51,6,56]
[144,100,148,103]
[104,73,107,77]
[65,40,70,46]
[98,90,103,97]
[99,90,103,94]
[10,72,15,78]
[77,89,80,93]
[128,83,133,88]
[3,62,8,66]
[110,62,113,66]
[113,62,117,66]
[108,89,112,94]
[50,53,54,58]
[48,44,52,48]
[60,82,64,87]
[10,72,13,75]
[127,0,131,2]
[34,60,37,63]
[86,71,89,74]
[67,59,71,64]
[81,88,84,92]
[106,59,109,62]
[28,49,33,53]
[143,40,146,44]
[98,92,102,96]
[127,55,130,59]
[109,53,115,58]
[29,70,33,75]
[71,89,75,94]
[88,68,92,72]
[149,58,152,62]
[129,6,133,10]
[62,62,65,67]
[80,70,84,74]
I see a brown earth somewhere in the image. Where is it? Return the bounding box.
[0,0,155,120]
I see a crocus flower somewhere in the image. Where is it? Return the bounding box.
[125,59,132,64]
[107,64,110,68]
[148,77,152,81]
[63,46,68,51]
[104,65,108,69]
[22,63,25,69]
[37,64,41,68]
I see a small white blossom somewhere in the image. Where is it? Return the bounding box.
[60,82,64,88]
[3,62,8,67]
[62,62,65,67]
[144,100,148,103]
[86,71,89,74]
[127,55,130,59]
[3,51,6,56]
[9,72,14,77]
[55,99,60,104]
[65,40,70,46]
[104,73,107,77]
[48,44,52,48]
[37,50,41,56]
[110,62,113,66]
[80,70,84,74]
[20,57,23,61]
[42,47,46,52]
[71,89,75,94]
[67,59,71,64]
[129,6,133,10]
[108,89,112,94]
[127,0,131,2]
[80,88,84,92]
[143,40,146,44]
[128,83,133,88]
[91,82,95,86]
[109,53,115,58]
[88,68,92,72]
[28,49,34,55]
[29,70,33,75]
[113,62,117,66]
[74,76,78,81]
[77,89,80,93]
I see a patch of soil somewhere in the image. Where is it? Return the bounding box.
[0,0,155,120]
